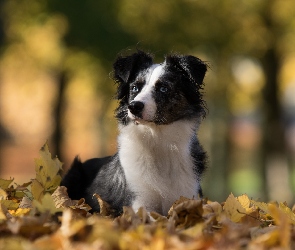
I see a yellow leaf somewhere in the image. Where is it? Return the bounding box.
[223,193,246,222]
[0,200,19,210]
[251,200,270,214]
[0,178,14,190]
[34,142,63,193]
[268,204,291,248]
[278,202,295,225]
[0,188,7,200]
[0,204,7,221]
[33,193,62,214]
[237,194,252,211]
[9,208,31,217]
[31,179,45,201]
[252,228,280,247]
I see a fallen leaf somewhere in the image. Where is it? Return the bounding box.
[251,200,270,215]
[19,197,33,209]
[33,193,62,214]
[0,178,14,190]
[33,142,63,197]
[93,193,114,216]
[0,204,8,221]
[169,199,203,229]
[1,200,19,210]
[223,193,246,223]
[9,208,31,217]
[52,186,77,208]
[0,188,7,200]
[268,203,291,247]
[31,179,45,201]
[278,202,295,225]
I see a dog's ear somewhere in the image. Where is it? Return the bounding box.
[113,50,153,100]
[165,54,207,85]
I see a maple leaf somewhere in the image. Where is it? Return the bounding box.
[32,142,63,201]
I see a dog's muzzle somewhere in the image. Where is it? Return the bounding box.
[128,101,144,118]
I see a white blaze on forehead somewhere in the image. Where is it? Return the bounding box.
[135,64,163,100]
[132,64,164,121]
[147,64,163,86]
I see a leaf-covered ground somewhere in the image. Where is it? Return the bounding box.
[0,143,294,249]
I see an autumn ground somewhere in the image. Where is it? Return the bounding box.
[0,143,294,250]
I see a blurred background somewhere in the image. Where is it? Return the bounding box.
[0,0,294,204]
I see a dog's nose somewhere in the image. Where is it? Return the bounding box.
[128,101,144,116]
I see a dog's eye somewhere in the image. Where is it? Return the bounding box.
[131,86,139,93]
[159,86,168,93]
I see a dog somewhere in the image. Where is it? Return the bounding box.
[61,50,208,216]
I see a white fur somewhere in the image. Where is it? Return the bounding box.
[118,120,199,215]
[129,64,164,121]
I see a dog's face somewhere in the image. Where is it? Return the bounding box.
[113,50,207,125]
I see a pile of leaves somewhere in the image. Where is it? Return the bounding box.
[0,143,294,249]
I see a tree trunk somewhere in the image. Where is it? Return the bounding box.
[52,71,67,160]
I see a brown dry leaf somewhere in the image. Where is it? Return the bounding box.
[168,196,191,216]
[6,212,57,239]
[150,211,168,223]
[203,201,222,217]
[169,199,203,230]
[33,233,64,250]
[19,197,33,209]
[52,186,77,208]
[93,193,114,216]
[52,186,91,217]
[223,193,246,223]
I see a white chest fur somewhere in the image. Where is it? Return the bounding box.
[118,120,199,215]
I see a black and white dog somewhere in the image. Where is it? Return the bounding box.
[61,50,208,216]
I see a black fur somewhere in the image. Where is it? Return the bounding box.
[61,155,133,216]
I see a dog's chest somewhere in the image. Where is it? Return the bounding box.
[118,122,198,214]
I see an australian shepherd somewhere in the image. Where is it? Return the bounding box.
[61,50,208,216]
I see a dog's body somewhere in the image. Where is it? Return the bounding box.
[61,50,207,216]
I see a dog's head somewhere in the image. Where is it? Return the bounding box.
[113,50,207,125]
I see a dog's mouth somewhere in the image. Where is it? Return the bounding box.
[128,111,153,125]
